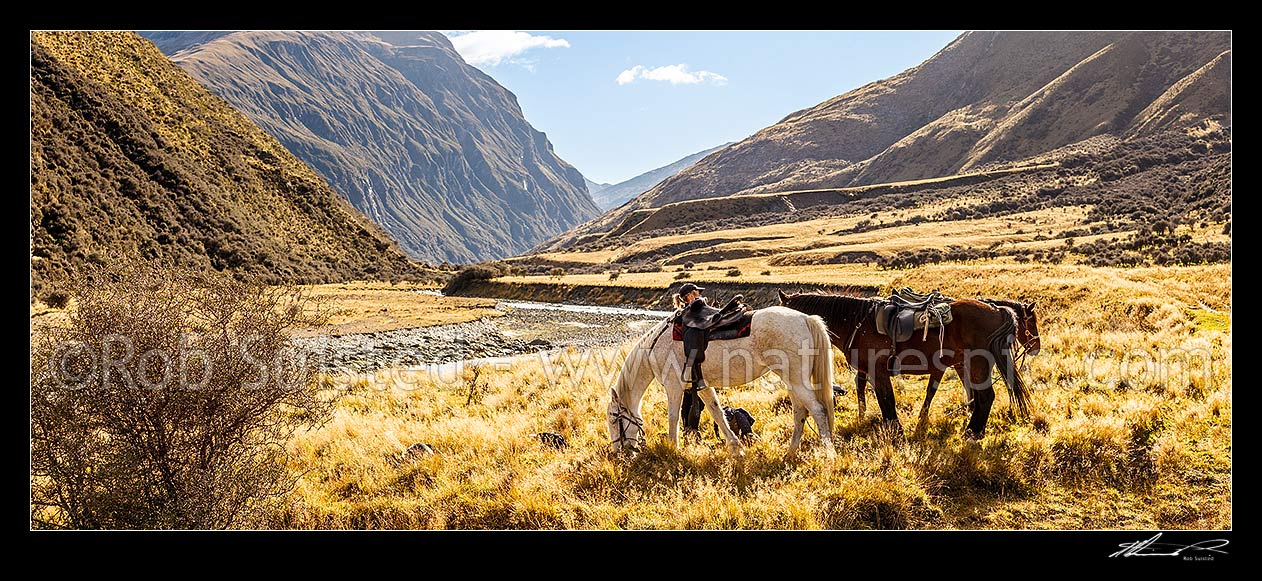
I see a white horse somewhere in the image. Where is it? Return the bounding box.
[607,306,836,457]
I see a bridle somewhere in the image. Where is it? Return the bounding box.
[609,399,644,448]
[1012,310,1040,367]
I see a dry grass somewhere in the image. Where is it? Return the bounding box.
[31,280,502,338]
[278,263,1230,530]
[291,281,502,336]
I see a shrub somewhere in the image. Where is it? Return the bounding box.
[549,267,566,279]
[726,268,741,277]
[674,272,692,280]
[441,265,500,295]
[43,290,70,309]
[608,271,621,281]
[760,270,772,276]
[684,262,695,270]
[30,263,334,529]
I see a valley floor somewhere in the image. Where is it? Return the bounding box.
[276,263,1231,530]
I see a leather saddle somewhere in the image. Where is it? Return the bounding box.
[673,295,752,341]
[675,294,752,390]
[875,289,952,343]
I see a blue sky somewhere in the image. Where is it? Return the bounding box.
[442,30,963,185]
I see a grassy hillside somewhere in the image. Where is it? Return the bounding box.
[532,126,1229,272]
[30,31,429,300]
[276,263,1230,529]
[560,31,1230,245]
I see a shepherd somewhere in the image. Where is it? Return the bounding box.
[672,283,748,438]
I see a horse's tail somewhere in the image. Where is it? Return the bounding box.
[988,307,1031,417]
[807,314,836,436]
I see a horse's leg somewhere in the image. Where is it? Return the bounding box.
[870,368,903,439]
[963,363,995,440]
[801,385,836,456]
[696,385,744,456]
[855,370,868,418]
[964,385,996,440]
[788,396,807,457]
[663,375,684,448]
[914,367,945,437]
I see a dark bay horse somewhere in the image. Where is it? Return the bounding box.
[850,297,1040,432]
[779,290,1033,439]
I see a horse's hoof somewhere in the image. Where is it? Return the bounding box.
[962,429,984,441]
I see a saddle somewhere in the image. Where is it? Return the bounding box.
[673,295,752,390]
[875,289,953,342]
[672,295,753,341]
[874,288,953,375]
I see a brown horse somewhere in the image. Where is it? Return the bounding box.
[850,297,1040,432]
[779,290,1032,439]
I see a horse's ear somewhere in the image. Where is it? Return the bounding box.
[1026,300,1036,312]
[778,289,790,304]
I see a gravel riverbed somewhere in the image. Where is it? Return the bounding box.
[296,302,670,373]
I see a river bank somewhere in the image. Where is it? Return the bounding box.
[295,299,669,373]
[447,278,880,310]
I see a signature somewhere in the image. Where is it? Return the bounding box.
[1110,533,1230,558]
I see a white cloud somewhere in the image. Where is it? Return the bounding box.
[443,30,570,67]
[615,64,728,86]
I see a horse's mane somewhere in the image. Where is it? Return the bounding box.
[978,297,1027,319]
[615,318,669,406]
[783,292,881,329]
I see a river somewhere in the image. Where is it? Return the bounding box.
[298,298,674,374]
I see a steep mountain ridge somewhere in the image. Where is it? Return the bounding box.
[143,30,600,263]
[31,31,426,297]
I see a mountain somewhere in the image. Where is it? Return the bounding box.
[30,31,426,298]
[557,31,1230,245]
[585,177,610,200]
[590,143,733,210]
[139,30,601,264]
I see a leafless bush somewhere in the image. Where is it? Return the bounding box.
[30,262,334,529]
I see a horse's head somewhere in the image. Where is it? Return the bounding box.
[1021,300,1041,355]
[607,388,644,454]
